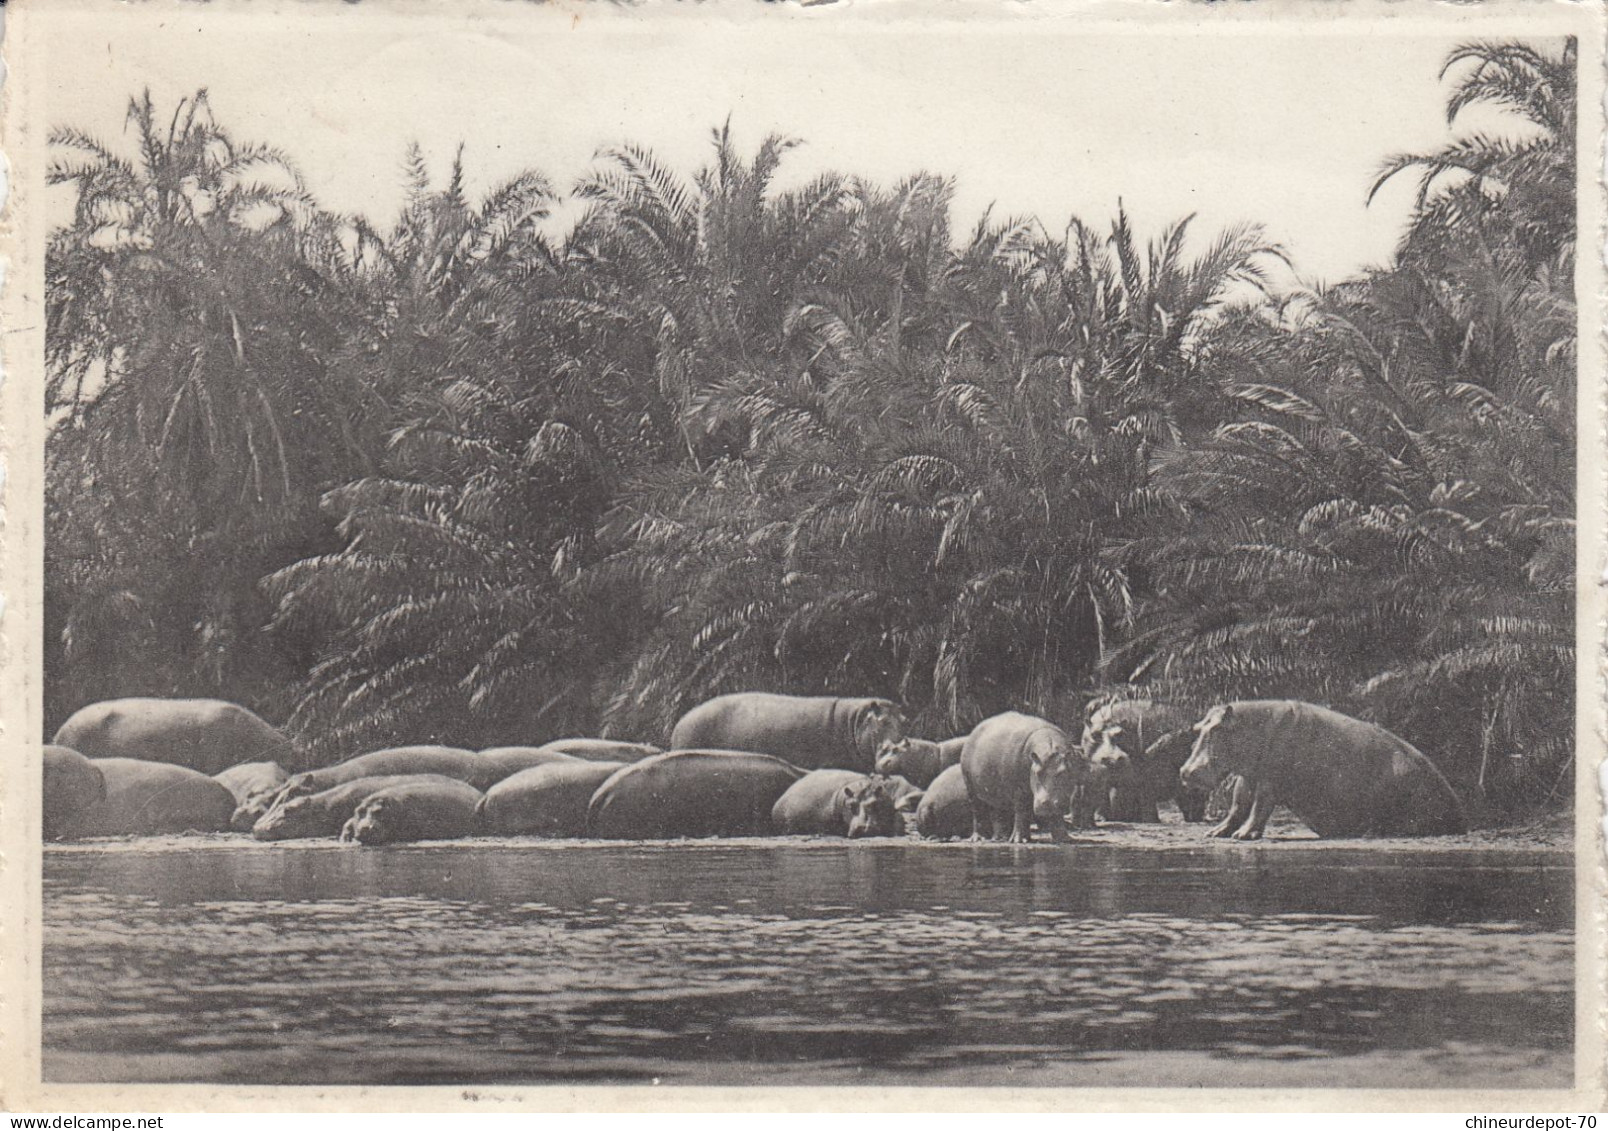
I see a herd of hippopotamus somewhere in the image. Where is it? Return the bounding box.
[40,691,1471,847]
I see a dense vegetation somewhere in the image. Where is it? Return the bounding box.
[45,41,1577,814]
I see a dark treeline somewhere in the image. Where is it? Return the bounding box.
[45,40,1576,815]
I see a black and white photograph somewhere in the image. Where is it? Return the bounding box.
[5,0,1604,1109]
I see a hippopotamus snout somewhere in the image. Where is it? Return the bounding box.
[339,812,381,844]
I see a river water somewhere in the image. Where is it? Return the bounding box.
[43,835,1572,1089]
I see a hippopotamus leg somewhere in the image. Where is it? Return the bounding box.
[1068,784,1100,830]
[1208,776,1254,838]
[1229,781,1276,840]
[1009,799,1033,843]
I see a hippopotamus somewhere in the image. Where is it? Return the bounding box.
[963,712,1121,842]
[212,761,292,832]
[587,750,806,838]
[43,745,105,840]
[771,770,903,838]
[1179,700,1469,839]
[476,746,583,783]
[52,698,297,776]
[913,764,972,840]
[273,745,484,805]
[253,774,468,841]
[529,738,663,763]
[340,778,484,845]
[874,736,966,787]
[669,693,902,772]
[1081,699,1202,821]
[478,760,626,836]
[59,758,235,837]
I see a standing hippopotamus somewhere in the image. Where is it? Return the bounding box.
[1179,700,1469,839]
[274,745,485,805]
[963,712,1117,842]
[771,770,902,838]
[59,758,235,837]
[213,761,292,832]
[669,693,902,772]
[340,779,484,845]
[53,698,296,776]
[1081,699,1201,821]
[43,745,105,840]
[874,736,966,787]
[478,760,625,836]
[587,750,806,838]
[253,774,468,841]
[530,738,663,763]
[913,764,972,840]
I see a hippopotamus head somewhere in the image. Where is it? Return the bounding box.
[855,700,904,761]
[230,789,279,833]
[274,772,321,805]
[251,795,318,841]
[873,737,915,778]
[1179,704,1237,792]
[1086,726,1132,777]
[1026,729,1086,842]
[842,777,901,839]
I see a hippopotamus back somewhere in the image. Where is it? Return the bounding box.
[914,764,973,840]
[277,745,485,803]
[475,746,583,785]
[588,749,806,838]
[254,773,470,841]
[1180,700,1467,838]
[668,693,902,772]
[44,745,105,840]
[478,760,626,837]
[340,778,484,845]
[62,758,235,838]
[53,698,296,776]
[771,770,902,838]
[531,738,663,763]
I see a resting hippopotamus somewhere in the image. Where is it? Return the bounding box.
[253,774,468,841]
[43,745,105,840]
[530,738,663,763]
[963,712,1120,842]
[340,778,484,845]
[587,750,806,838]
[771,770,902,838]
[1081,700,1202,822]
[52,698,296,776]
[478,760,625,836]
[669,693,902,772]
[1179,700,1469,839]
[273,745,484,805]
[59,758,235,837]
[913,764,972,840]
[213,761,292,832]
[476,746,582,784]
[874,736,966,787]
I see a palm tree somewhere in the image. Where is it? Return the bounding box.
[45,90,376,725]
[1119,39,1576,809]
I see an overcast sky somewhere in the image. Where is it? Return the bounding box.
[44,5,1561,288]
